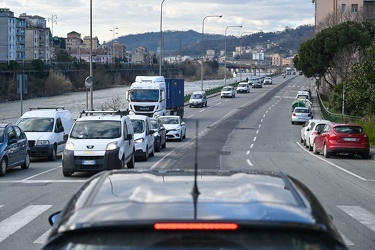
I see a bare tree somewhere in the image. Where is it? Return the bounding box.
[316,7,364,32]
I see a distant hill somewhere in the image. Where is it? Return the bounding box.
[116,25,315,57]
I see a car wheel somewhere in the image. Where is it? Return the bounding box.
[323,144,331,158]
[178,134,182,142]
[205,102,207,107]
[127,152,135,169]
[0,158,7,177]
[63,170,73,177]
[291,121,294,125]
[155,142,161,152]
[361,151,370,159]
[144,146,149,161]
[21,152,30,169]
[48,146,57,161]
[150,146,154,157]
[308,140,313,151]
[182,130,186,139]
[300,137,304,143]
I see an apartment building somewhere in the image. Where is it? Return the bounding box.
[0,8,26,63]
[313,0,375,31]
[20,13,51,65]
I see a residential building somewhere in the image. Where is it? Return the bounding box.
[20,13,51,65]
[313,0,375,31]
[82,35,99,51]
[131,45,148,64]
[272,53,282,66]
[0,8,26,63]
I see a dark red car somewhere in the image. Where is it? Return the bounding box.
[313,122,370,159]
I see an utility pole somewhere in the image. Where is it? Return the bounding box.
[48,15,57,37]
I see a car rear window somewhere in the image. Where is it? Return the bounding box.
[334,126,363,134]
[294,109,310,113]
[45,229,347,250]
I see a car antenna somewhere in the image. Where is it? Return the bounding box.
[190,121,200,220]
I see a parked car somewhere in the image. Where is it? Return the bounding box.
[150,117,166,152]
[305,120,330,151]
[220,86,236,98]
[0,123,30,176]
[42,169,348,250]
[236,83,250,93]
[313,122,370,159]
[129,115,155,161]
[159,115,186,141]
[300,119,321,145]
[189,91,207,107]
[263,77,273,85]
[62,110,135,177]
[16,107,74,161]
[291,107,313,125]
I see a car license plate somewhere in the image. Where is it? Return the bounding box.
[344,138,357,141]
[82,160,96,165]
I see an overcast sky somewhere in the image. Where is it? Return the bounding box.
[3,0,315,42]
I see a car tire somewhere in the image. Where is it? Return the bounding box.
[150,146,154,157]
[308,140,313,151]
[127,152,135,169]
[144,147,149,161]
[323,144,331,158]
[291,121,294,125]
[313,143,319,155]
[155,142,161,152]
[182,130,186,139]
[178,134,182,142]
[21,152,30,169]
[300,137,304,143]
[63,170,73,177]
[48,147,57,161]
[361,151,370,159]
[0,158,7,176]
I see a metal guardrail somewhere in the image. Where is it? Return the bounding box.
[316,89,362,123]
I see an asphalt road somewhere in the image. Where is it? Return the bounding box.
[0,75,374,250]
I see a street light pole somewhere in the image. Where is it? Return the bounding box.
[110,27,118,64]
[160,0,166,76]
[224,25,242,86]
[239,32,252,82]
[201,15,222,91]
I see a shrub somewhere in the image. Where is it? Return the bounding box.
[45,70,72,95]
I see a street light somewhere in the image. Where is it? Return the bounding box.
[224,25,242,85]
[201,15,222,91]
[110,27,118,64]
[160,0,166,75]
[239,32,252,82]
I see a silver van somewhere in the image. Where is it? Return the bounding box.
[189,91,207,107]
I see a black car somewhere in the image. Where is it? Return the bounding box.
[0,123,30,176]
[150,117,167,152]
[43,169,348,250]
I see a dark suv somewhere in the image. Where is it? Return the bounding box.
[43,169,348,249]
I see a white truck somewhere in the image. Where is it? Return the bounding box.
[125,76,185,118]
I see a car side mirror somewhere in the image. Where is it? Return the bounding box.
[148,129,155,135]
[8,139,17,145]
[48,211,61,226]
[125,134,133,141]
[181,122,185,126]
[160,126,165,131]
[63,134,69,141]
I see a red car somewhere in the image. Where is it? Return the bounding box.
[313,122,370,159]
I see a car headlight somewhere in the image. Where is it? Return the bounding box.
[106,142,118,151]
[134,138,145,144]
[37,140,50,145]
[65,141,75,151]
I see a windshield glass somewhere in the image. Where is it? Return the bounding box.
[238,84,247,87]
[222,87,232,91]
[129,89,159,102]
[131,120,145,134]
[17,118,54,132]
[70,121,121,139]
[160,117,179,125]
[191,94,202,99]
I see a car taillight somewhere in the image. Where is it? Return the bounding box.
[308,113,312,117]
[292,113,296,116]
[328,133,336,139]
[312,131,317,135]
[154,222,238,230]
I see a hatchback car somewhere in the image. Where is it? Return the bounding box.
[305,120,330,151]
[313,122,370,159]
[291,107,313,125]
[236,83,250,93]
[159,115,186,141]
[263,77,272,85]
[300,119,321,145]
[188,91,207,107]
[150,117,166,152]
[0,123,30,176]
[252,78,262,88]
[220,86,236,98]
[43,169,348,250]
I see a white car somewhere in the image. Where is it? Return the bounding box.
[220,86,236,98]
[291,107,313,125]
[128,115,155,161]
[236,83,250,93]
[300,119,321,145]
[263,77,272,85]
[159,116,186,141]
[305,120,330,151]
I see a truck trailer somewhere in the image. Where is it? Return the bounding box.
[126,76,185,118]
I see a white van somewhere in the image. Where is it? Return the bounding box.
[128,115,155,161]
[62,110,135,177]
[16,107,74,161]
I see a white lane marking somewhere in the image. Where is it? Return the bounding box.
[246,159,253,166]
[258,124,261,128]
[187,114,194,118]
[0,205,52,243]
[34,228,52,244]
[256,130,259,134]
[263,114,266,118]
[296,142,367,181]
[250,144,254,148]
[246,151,250,155]
[253,137,257,142]
[338,206,375,232]
[21,166,61,181]
[261,119,263,123]
[340,233,355,246]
